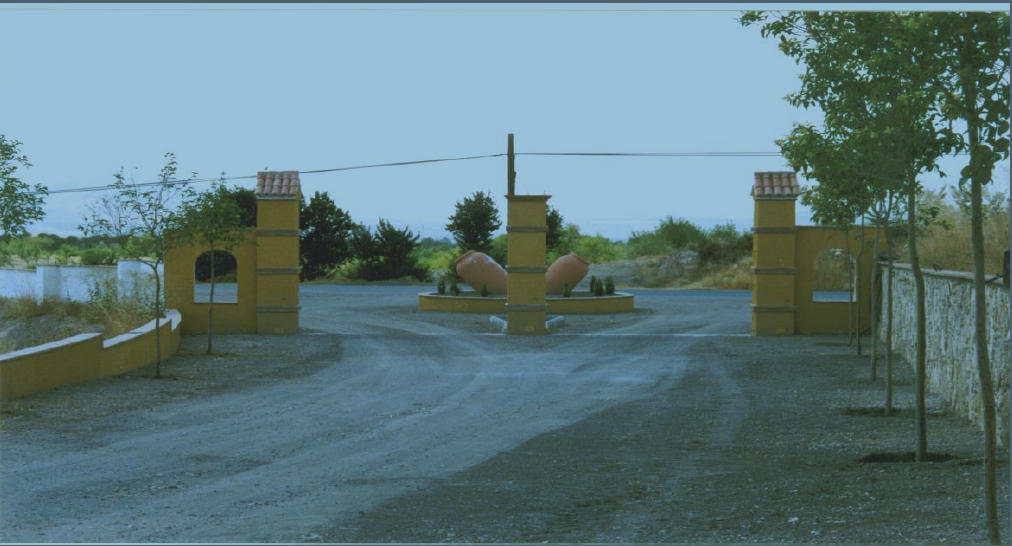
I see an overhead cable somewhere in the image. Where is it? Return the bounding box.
[37,150,787,196]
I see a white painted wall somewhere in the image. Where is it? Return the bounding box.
[0,261,163,303]
[0,269,36,299]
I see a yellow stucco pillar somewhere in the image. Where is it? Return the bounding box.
[254,171,301,335]
[750,172,800,335]
[505,194,551,335]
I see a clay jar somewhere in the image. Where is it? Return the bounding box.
[545,253,590,295]
[454,250,507,295]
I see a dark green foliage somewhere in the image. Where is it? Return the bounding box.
[546,205,564,251]
[589,275,599,295]
[480,283,489,297]
[299,191,356,281]
[605,276,615,295]
[594,279,605,297]
[446,190,501,255]
[449,278,460,296]
[224,185,256,227]
[79,245,119,265]
[0,135,46,247]
[352,219,429,281]
[488,233,508,266]
[627,216,705,257]
[697,224,752,265]
[563,282,572,297]
[437,278,446,295]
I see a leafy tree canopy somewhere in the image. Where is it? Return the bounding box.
[0,135,46,246]
[446,190,501,255]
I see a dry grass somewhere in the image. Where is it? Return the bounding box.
[896,189,1010,273]
[683,256,752,290]
[0,295,151,354]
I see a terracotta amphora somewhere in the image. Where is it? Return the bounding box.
[454,250,507,294]
[545,253,590,295]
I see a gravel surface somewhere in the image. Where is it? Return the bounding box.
[1,284,1008,544]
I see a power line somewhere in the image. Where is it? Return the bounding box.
[37,150,789,196]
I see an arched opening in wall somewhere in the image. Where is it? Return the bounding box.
[812,248,855,302]
[194,250,238,303]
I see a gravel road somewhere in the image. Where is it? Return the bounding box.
[1,285,1008,544]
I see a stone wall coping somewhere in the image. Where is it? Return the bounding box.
[102,309,182,349]
[882,262,1007,284]
[0,333,102,361]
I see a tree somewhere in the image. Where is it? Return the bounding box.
[181,174,246,355]
[546,205,564,252]
[80,152,195,378]
[299,191,356,281]
[224,185,256,227]
[446,190,501,255]
[353,219,428,281]
[0,136,47,258]
[918,12,1009,544]
[742,11,958,464]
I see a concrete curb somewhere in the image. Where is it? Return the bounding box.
[488,315,566,334]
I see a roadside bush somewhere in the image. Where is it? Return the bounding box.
[563,282,572,297]
[480,283,489,297]
[605,276,615,295]
[437,278,446,295]
[80,246,119,266]
[449,278,460,296]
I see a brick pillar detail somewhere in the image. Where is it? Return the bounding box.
[505,194,551,335]
[750,172,799,335]
[254,171,301,335]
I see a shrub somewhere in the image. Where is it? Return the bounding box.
[80,246,119,266]
[437,278,446,295]
[480,283,489,297]
[589,275,599,295]
[605,276,615,295]
[563,282,572,297]
[449,278,460,296]
[594,279,605,297]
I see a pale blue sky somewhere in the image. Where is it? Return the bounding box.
[3,3,1009,241]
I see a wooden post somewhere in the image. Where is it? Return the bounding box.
[507,133,516,196]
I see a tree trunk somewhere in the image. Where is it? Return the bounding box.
[964,68,1000,543]
[870,208,881,381]
[971,171,1000,545]
[884,198,895,416]
[153,264,162,379]
[207,247,216,355]
[844,226,854,346]
[907,175,927,461]
[855,216,866,357]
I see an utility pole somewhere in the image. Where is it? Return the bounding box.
[507,133,516,196]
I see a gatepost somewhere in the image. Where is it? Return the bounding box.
[505,194,551,335]
[750,172,800,335]
[254,171,301,335]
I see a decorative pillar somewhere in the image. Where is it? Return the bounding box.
[254,171,301,335]
[505,194,551,335]
[750,172,800,335]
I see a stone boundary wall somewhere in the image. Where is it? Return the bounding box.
[0,261,163,303]
[878,263,1010,446]
[0,310,182,400]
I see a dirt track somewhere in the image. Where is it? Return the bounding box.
[1,286,1008,544]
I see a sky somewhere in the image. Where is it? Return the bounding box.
[3,3,1009,242]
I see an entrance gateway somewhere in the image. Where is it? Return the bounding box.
[164,167,875,336]
[165,171,301,335]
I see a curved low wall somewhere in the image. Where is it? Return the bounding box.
[418,292,634,314]
[0,310,182,400]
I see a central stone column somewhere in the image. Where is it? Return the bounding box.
[505,194,551,335]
